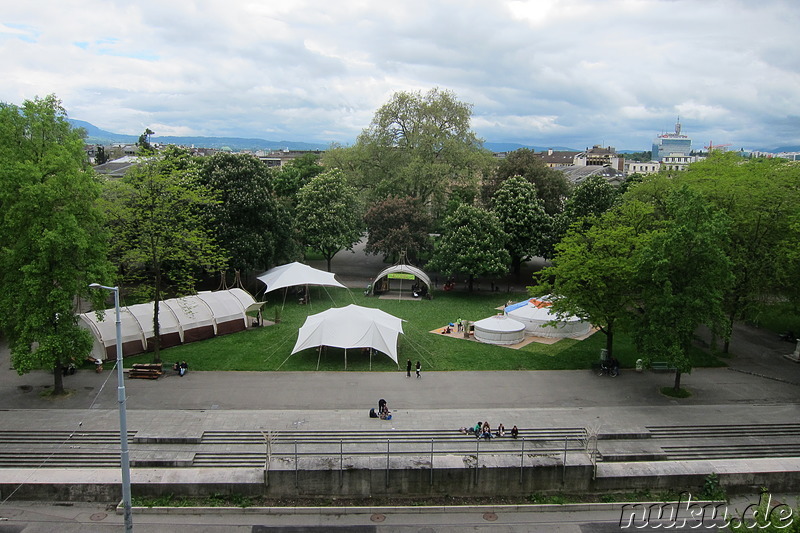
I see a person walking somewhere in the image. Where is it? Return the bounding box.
[415,361,421,379]
[406,359,412,378]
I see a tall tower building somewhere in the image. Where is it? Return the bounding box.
[652,118,692,162]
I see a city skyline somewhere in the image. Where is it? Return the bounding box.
[3,1,799,151]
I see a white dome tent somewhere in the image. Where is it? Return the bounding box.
[369,264,432,298]
[79,289,262,361]
[473,315,526,345]
[505,297,591,339]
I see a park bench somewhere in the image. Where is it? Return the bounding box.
[650,361,676,372]
[128,363,163,380]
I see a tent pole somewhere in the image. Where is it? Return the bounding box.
[344,348,347,370]
[316,346,321,371]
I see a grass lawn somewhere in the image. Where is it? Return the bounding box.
[124,287,724,372]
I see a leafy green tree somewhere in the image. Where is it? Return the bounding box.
[95,145,109,165]
[490,148,570,216]
[632,186,732,391]
[198,152,298,273]
[325,88,494,223]
[295,168,362,272]
[364,196,432,263]
[491,176,550,277]
[427,205,510,291]
[677,153,800,350]
[563,175,618,222]
[271,152,324,201]
[531,201,656,360]
[103,148,226,362]
[137,128,155,154]
[0,95,111,394]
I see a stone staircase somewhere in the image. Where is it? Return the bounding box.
[595,423,800,463]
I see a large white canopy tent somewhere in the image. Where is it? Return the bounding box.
[79,289,261,361]
[291,304,404,368]
[257,262,346,293]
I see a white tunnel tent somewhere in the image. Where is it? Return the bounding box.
[79,288,263,361]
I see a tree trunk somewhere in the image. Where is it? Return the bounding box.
[605,325,614,360]
[468,274,474,292]
[512,256,522,280]
[673,369,682,391]
[152,265,162,364]
[723,312,735,354]
[53,364,65,395]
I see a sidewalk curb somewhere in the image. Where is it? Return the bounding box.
[119,499,725,515]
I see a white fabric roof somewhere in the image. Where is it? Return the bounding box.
[78,289,259,359]
[473,315,526,332]
[371,264,432,292]
[291,304,404,363]
[257,262,345,293]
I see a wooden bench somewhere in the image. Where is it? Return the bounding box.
[129,363,163,380]
[650,361,676,372]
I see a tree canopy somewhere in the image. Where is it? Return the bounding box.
[490,148,570,216]
[427,204,510,291]
[198,152,298,273]
[491,176,550,277]
[325,88,494,224]
[0,95,111,394]
[295,168,362,272]
[531,200,657,360]
[364,196,432,263]
[102,147,226,361]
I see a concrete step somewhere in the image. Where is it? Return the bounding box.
[200,428,588,445]
[647,423,800,439]
[0,430,132,445]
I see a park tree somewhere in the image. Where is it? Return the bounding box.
[491,176,550,277]
[271,152,324,201]
[562,175,618,223]
[631,186,732,391]
[326,88,494,223]
[427,204,510,291]
[137,128,155,154]
[531,200,657,361]
[0,95,111,394]
[197,152,298,274]
[295,168,362,272]
[675,153,800,350]
[103,146,227,362]
[489,148,570,216]
[364,196,432,263]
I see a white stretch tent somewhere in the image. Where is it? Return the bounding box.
[473,315,526,345]
[291,304,404,365]
[505,298,591,339]
[79,289,260,361]
[257,262,345,293]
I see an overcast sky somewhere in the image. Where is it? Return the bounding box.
[2,0,799,151]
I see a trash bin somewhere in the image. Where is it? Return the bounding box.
[635,358,643,372]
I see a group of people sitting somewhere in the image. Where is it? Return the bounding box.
[460,421,519,439]
[369,398,392,420]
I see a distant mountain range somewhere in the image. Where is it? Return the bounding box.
[69,119,330,151]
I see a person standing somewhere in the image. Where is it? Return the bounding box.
[406,359,412,378]
[415,361,421,378]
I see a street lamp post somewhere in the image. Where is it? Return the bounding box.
[89,283,133,532]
